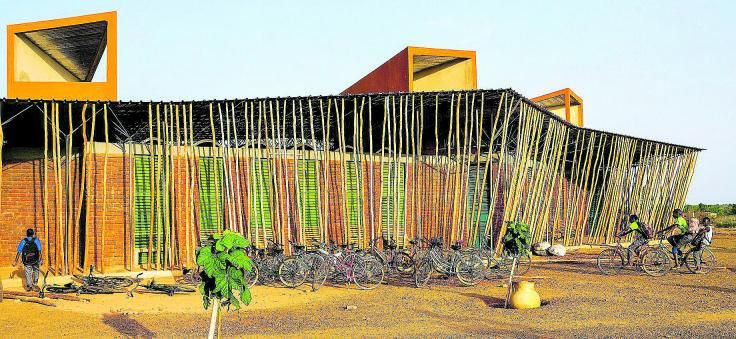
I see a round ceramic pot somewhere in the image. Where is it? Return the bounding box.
[510,281,541,309]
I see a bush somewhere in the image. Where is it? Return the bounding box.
[196,230,254,310]
[503,221,531,256]
[715,215,736,228]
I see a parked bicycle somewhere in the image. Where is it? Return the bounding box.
[465,234,531,279]
[278,240,323,288]
[130,276,197,297]
[72,265,141,290]
[177,266,203,286]
[311,240,384,291]
[362,237,414,275]
[247,239,284,285]
[413,238,484,288]
[41,268,135,296]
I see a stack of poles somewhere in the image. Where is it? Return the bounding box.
[24,91,700,272]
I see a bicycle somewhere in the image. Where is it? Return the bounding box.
[465,234,531,279]
[41,270,118,296]
[178,264,257,289]
[311,241,384,291]
[596,237,670,277]
[131,277,196,297]
[177,266,203,286]
[278,240,323,288]
[650,233,716,275]
[72,265,141,289]
[362,237,414,275]
[413,238,484,288]
[247,239,284,285]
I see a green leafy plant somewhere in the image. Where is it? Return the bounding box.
[196,230,254,338]
[503,221,531,256]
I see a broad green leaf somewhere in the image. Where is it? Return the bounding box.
[227,251,252,270]
[221,233,236,249]
[240,287,252,306]
[233,236,249,249]
[216,240,226,252]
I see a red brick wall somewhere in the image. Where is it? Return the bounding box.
[1,152,81,273]
[3,148,539,271]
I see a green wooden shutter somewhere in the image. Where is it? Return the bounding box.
[198,157,224,244]
[133,155,166,265]
[381,161,406,243]
[250,159,273,247]
[345,160,363,245]
[467,164,491,248]
[297,160,320,246]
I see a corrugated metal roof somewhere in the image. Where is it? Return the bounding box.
[17,20,107,81]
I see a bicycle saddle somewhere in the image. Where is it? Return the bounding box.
[450,244,461,251]
[271,248,284,255]
[294,245,306,251]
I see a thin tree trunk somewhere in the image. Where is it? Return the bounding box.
[208,300,220,339]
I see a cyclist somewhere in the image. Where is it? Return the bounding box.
[616,214,649,262]
[656,209,691,263]
[692,216,713,250]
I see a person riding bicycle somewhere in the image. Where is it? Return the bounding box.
[616,214,650,262]
[656,209,691,262]
[12,228,43,292]
[691,217,713,250]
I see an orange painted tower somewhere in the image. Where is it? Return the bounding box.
[6,11,117,101]
[532,88,584,127]
[342,46,477,94]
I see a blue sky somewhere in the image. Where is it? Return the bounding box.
[1,1,734,203]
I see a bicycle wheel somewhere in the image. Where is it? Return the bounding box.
[79,285,116,294]
[478,251,502,279]
[455,253,485,286]
[685,248,715,274]
[311,256,329,292]
[414,258,432,288]
[394,252,415,275]
[641,249,670,277]
[353,258,385,290]
[278,258,307,288]
[597,248,625,275]
[244,265,259,288]
[105,277,136,288]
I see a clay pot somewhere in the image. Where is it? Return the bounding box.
[510,281,541,309]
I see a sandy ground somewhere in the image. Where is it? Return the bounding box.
[1,229,735,338]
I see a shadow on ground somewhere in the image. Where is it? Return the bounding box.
[102,313,155,338]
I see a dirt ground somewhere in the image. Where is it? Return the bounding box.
[2,229,735,338]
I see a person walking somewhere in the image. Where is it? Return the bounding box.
[12,229,42,292]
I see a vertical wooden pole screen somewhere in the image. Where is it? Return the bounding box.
[13,91,699,272]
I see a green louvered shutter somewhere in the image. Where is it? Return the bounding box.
[381,161,406,243]
[467,164,491,247]
[133,155,166,265]
[297,160,320,246]
[198,157,224,244]
[250,159,273,247]
[345,160,363,245]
